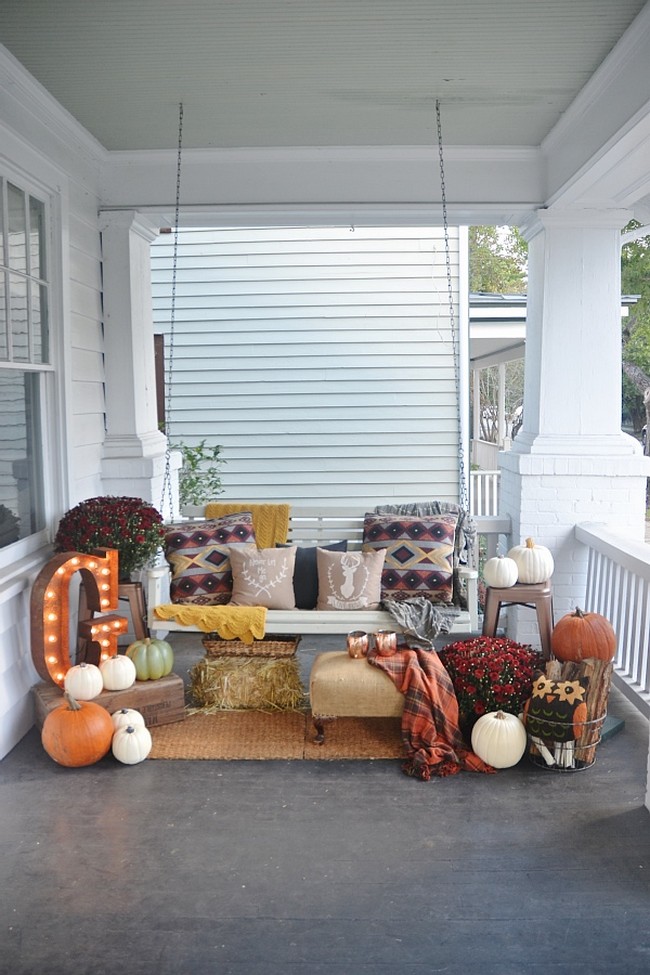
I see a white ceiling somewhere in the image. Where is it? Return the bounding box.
[1,0,647,152]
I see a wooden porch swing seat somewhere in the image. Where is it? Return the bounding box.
[146,505,510,640]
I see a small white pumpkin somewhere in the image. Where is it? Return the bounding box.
[111,707,146,732]
[506,537,554,584]
[63,662,103,701]
[471,710,527,768]
[100,654,137,691]
[112,724,152,765]
[483,555,519,589]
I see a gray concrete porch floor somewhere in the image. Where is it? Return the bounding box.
[1,631,649,975]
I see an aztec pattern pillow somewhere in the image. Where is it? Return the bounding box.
[277,540,348,609]
[316,547,386,611]
[229,544,297,609]
[362,513,458,604]
[164,513,255,605]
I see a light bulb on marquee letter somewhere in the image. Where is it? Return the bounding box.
[30,549,126,687]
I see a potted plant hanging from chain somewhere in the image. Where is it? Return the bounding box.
[54,496,165,582]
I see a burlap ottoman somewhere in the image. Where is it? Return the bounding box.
[309,651,404,743]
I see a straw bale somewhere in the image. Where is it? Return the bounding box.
[189,655,306,713]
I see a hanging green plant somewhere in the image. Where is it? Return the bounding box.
[175,440,225,506]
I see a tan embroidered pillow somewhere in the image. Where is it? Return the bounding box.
[316,548,386,611]
[229,545,297,609]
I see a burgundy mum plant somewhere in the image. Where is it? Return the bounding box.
[54,496,165,579]
[439,636,539,720]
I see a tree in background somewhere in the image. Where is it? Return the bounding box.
[469,227,528,444]
[469,226,528,294]
[621,221,650,447]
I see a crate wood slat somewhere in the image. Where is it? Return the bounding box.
[32,674,186,729]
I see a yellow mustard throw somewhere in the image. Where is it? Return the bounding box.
[204,502,291,549]
[153,604,267,643]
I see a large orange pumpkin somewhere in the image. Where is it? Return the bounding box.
[42,692,114,767]
[551,607,616,663]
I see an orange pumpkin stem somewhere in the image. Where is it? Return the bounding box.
[573,607,585,618]
[63,691,82,711]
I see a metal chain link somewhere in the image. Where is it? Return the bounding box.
[437,99,469,512]
[160,102,184,518]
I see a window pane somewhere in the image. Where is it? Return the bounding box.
[31,282,49,364]
[0,187,4,266]
[9,274,28,362]
[7,183,26,274]
[0,369,45,545]
[29,196,46,279]
[0,272,7,360]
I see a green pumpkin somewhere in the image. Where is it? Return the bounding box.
[125,637,174,681]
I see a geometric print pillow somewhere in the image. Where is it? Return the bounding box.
[164,513,255,605]
[362,513,458,605]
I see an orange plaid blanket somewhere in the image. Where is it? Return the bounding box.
[368,646,495,780]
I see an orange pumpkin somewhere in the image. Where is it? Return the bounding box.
[551,607,616,663]
[42,692,114,767]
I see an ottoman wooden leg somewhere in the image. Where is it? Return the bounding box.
[313,716,334,744]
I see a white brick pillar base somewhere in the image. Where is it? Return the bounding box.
[99,210,169,510]
[499,209,650,650]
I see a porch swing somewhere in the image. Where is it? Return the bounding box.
[147,102,486,643]
[159,101,468,515]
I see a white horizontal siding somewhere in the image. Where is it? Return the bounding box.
[0,128,105,756]
[67,193,105,504]
[151,225,462,506]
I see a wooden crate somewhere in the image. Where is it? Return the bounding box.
[32,673,186,729]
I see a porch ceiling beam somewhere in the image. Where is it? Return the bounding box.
[100,145,544,228]
[543,3,650,214]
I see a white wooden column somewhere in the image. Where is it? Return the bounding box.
[98,210,169,507]
[471,367,481,459]
[499,208,650,647]
[497,361,506,446]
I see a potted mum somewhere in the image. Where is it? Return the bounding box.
[54,496,165,580]
[438,636,539,738]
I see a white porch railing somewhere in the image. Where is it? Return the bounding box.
[470,469,500,516]
[575,522,650,718]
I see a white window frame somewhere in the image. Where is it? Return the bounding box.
[0,157,67,573]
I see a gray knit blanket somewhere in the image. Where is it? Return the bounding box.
[383,597,460,650]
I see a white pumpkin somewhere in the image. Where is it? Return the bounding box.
[112,724,152,765]
[111,707,146,732]
[506,537,554,584]
[100,654,137,691]
[471,710,527,768]
[63,662,103,701]
[483,555,518,589]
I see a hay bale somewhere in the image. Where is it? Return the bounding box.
[189,655,306,713]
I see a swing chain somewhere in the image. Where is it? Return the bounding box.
[437,99,469,513]
[160,102,184,519]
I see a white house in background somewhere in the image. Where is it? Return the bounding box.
[469,294,640,471]
[1,2,650,783]
[151,224,468,505]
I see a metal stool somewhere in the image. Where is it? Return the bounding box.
[482,581,554,660]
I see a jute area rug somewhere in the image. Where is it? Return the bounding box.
[148,710,403,761]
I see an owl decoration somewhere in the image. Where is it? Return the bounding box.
[523,671,589,743]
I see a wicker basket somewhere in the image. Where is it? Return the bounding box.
[527,712,606,772]
[201,634,301,658]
